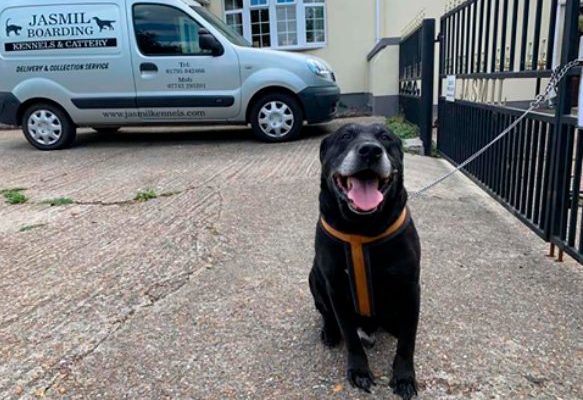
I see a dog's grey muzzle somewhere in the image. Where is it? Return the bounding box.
[336,142,393,178]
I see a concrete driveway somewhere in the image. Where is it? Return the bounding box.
[0,118,581,399]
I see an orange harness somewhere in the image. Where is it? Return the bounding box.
[320,208,409,317]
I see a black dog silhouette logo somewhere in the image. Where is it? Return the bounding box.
[5,19,23,37]
[92,17,115,32]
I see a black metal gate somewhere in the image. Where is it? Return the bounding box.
[399,19,435,156]
[437,0,583,263]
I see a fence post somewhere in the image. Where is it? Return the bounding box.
[545,0,580,243]
[420,19,436,156]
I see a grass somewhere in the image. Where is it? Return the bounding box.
[19,223,47,233]
[386,115,420,140]
[41,197,74,206]
[1,188,28,205]
[134,189,158,202]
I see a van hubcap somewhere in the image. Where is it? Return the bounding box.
[28,110,62,146]
[258,101,294,138]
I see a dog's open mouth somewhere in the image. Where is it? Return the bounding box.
[334,170,392,214]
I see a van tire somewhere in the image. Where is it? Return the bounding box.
[22,103,76,151]
[250,93,303,142]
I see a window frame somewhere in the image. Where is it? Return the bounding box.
[275,3,298,48]
[222,0,327,50]
[250,7,271,48]
[132,3,216,57]
[303,0,326,46]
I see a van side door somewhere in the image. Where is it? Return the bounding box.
[127,1,242,123]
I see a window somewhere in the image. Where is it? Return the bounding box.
[251,8,271,47]
[225,0,244,35]
[223,0,326,49]
[226,13,243,35]
[133,4,213,56]
[276,4,297,46]
[304,0,325,44]
[195,6,250,47]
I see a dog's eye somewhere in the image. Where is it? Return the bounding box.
[380,134,392,141]
[341,132,354,141]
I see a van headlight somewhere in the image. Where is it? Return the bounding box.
[307,59,334,81]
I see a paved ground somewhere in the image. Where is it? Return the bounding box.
[0,118,581,399]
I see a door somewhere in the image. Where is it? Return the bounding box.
[128,2,241,122]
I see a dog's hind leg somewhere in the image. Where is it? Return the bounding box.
[309,268,341,347]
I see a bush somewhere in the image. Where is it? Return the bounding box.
[386,115,420,140]
[2,188,28,205]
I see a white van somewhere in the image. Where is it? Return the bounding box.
[0,0,340,150]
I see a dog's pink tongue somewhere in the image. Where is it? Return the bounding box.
[347,177,383,211]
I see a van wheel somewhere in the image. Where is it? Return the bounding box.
[22,103,76,150]
[250,93,303,142]
[93,127,120,135]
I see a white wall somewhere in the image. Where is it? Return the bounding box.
[207,0,550,112]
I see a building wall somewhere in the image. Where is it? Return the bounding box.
[207,0,377,96]
[207,1,222,17]
[207,0,554,116]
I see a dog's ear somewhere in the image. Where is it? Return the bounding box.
[319,135,331,163]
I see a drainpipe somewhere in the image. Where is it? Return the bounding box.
[552,0,567,70]
[375,0,381,43]
[549,0,567,100]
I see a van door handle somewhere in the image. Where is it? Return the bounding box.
[140,63,158,72]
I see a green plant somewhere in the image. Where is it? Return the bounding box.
[41,197,74,206]
[19,223,47,232]
[0,187,26,194]
[2,188,28,205]
[387,115,420,140]
[135,189,158,202]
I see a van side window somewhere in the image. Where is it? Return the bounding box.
[133,4,213,56]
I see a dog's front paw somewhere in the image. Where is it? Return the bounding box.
[320,326,341,348]
[389,376,417,400]
[347,366,376,393]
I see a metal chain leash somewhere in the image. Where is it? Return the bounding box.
[531,59,582,109]
[409,59,583,200]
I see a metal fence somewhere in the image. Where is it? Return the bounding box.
[437,0,583,263]
[399,19,435,156]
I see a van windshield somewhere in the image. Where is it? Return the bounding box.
[192,6,251,47]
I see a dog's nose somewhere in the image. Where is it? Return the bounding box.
[357,143,383,162]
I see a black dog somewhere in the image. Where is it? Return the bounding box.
[5,19,22,37]
[309,123,421,399]
[93,17,115,32]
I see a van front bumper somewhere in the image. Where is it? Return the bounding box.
[0,92,21,126]
[298,85,340,124]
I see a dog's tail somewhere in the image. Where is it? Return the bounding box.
[6,18,11,28]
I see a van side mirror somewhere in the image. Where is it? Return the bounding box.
[199,28,224,56]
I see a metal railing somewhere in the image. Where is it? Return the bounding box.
[437,0,583,263]
[399,19,435,156]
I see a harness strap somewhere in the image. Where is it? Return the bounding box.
[320,208,409,317]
